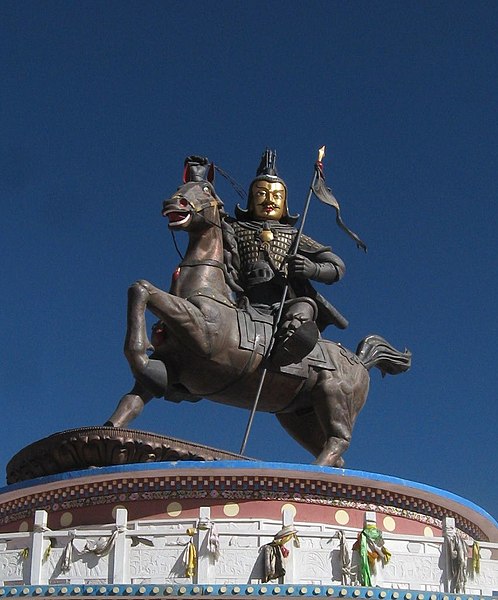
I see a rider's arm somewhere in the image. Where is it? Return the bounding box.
[311,250,345,284]
[287,250,345,284]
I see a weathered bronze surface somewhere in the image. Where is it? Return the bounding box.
[7,427,253,484]
[104,164,411,468]
[232,149,348,359]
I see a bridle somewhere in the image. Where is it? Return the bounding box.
[164,181,225,263]
[164,182,223,226]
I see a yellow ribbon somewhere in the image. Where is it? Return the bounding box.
[43,541,52,562]
[185,528,197,579]
[273,532,300,548]
[472,541,480,575]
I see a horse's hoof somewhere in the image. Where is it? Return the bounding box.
[313,454,345,468]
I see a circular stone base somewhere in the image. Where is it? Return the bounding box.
[1,461,497,543]
[6,427,254,484]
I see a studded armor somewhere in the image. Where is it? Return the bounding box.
[228,218,347,330]
[233,221,297,278]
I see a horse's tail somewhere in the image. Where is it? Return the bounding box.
[356,334,412,376]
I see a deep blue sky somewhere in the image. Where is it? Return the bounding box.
[1,2,497,519]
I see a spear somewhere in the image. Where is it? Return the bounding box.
[239,145,326,455]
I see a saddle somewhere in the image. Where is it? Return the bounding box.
[236,302,336,379]
[185,287,337,379]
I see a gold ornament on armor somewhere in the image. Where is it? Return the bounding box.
[259,223,274,251]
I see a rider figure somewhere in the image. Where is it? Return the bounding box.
[229,149,346,365]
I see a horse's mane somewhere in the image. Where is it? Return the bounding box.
[220,215,243,295]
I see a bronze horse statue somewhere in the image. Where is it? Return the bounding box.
[105,179,411,466]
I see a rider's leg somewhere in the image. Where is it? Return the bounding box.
[104,381,153,428]
[272,299,319,366]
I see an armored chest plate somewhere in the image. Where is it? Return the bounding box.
[233,222,296,271]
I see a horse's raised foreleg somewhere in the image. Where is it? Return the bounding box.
[124,279,214,398]
[312,369,368,467]
[104,381,153,428]
[124,280,169,397]
[130,280,213,356]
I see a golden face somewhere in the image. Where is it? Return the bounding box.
[250,180,286,221]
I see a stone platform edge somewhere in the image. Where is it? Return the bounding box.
[1,461,496,542]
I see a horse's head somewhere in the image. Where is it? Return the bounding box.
[162,181,224,231]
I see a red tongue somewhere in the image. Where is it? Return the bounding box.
[168,212,186,223]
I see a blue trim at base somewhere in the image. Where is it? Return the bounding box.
[0,584,494,599]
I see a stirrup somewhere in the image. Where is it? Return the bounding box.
[271,321,319,367]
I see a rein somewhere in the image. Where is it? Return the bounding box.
[180,258,225,270]
[178,191,224,230]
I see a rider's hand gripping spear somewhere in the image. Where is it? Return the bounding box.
[239,146,327,455]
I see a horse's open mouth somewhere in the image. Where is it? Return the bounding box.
[163,209,192,227]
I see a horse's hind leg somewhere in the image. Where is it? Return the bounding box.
[104,381,153,428]
[312,370,364,467]
[276,410,326,458]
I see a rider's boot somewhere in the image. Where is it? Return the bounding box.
[271,299,319,367]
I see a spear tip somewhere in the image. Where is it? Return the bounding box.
[318,145,326,162]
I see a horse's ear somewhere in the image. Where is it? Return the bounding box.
[183,156,211,183]
[207,163,215,183]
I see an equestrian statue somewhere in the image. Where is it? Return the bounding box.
[104,149,411,467]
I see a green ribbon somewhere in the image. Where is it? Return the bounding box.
[359,530,372,586]
[359,525,385,586]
